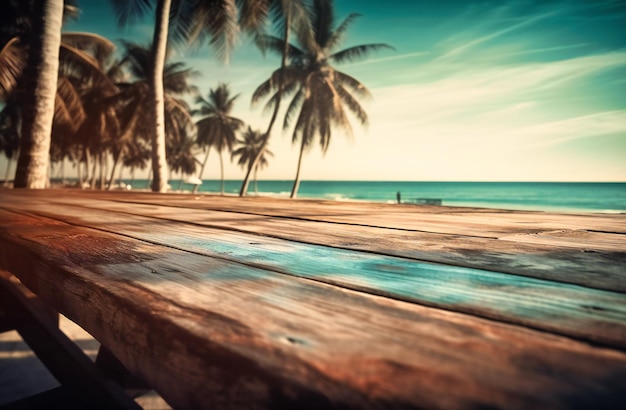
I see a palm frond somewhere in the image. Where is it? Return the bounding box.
[186,0,240,62]
[252,66,302,105]
[254,33,305,59]
[0,102,20,158]
[334,70,371,98]
[55,76,85,132]
[237,0,270,33]
[168,0,196,47]
[326,13,361,51]
[0,37,26,101]
[110,0,154,27]
[252,78,273,105]
[330,43,394,64]
[59,43,117,93]
[281,0,316,53]
[254,33,284,56]
[61,32,116,65]
[311,0,334,50]
[336,84,368,126]
[119,41,152,80]
[164,65,200,95]
[292,95,315,146]
[262,78,299,114]
[165,97,195,129]
[63,2,81,23]
[283,88,305,130]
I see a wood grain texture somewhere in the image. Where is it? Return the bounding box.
[1,189,626,409]
[9,201,626,350]
[1,209,626,409]
[6,191,626,293]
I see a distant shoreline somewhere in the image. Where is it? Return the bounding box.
[3,178,625,214]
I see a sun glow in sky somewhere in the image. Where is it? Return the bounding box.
[6,0,626,182]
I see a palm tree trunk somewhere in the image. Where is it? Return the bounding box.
[60,158,66,184]
[99,152,106,190]
[107,150,122,190]
[254,165,258,194]
[239,15,291,197]
[219,151,225,195]
[77,158,83,189]
[4,157,12,186]
[83,148,91,188]
[148,0,172,193]
[118,161,124,186]
[192,148,210,194]
[13,0,63,188]
[290,138,306,199]
[90,152,98,189]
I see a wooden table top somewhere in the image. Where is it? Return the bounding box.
[1,189,625,409]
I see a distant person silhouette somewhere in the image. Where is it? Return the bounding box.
[397,191,401,204]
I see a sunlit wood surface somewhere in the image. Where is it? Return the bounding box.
[1,189,625,409]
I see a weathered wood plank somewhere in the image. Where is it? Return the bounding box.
[8,189,626,235]
[8,195,626,294]
[9,203,626,351]
[91,199,626,289]
[86,190,626,234]
[1,209,626,409]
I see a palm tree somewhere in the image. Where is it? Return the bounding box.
[232,126,273,194]
[9,0,64,188]
[110,0,262,192]
[193,83,243,195]
[53,35,122,189]
[114,41,197,189]
[1,0,117,188]
[253,0,392,198]
[238,0,312,196]
[167,123,198,191]
[123,137,151,186]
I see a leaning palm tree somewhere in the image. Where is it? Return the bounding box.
[253,0,392,198]
[193,83,243,195]
[238,0,312,196]
[232,126,273,194]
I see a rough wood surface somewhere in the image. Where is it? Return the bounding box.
[1,190,625,409]
[7,202,626,350]
[6,191,626,292]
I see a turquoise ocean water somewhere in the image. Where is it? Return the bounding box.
[154,180,626,214]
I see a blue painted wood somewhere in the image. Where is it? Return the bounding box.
[21,203,626,350]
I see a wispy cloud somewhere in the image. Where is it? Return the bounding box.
[364,49,626,164]
[507,110,626,150]
[502,43,589,57]
[436,11,557,61]
[378,50,626,113]
[348,51,427,68]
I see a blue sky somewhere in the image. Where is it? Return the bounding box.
[6,0,626,182]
